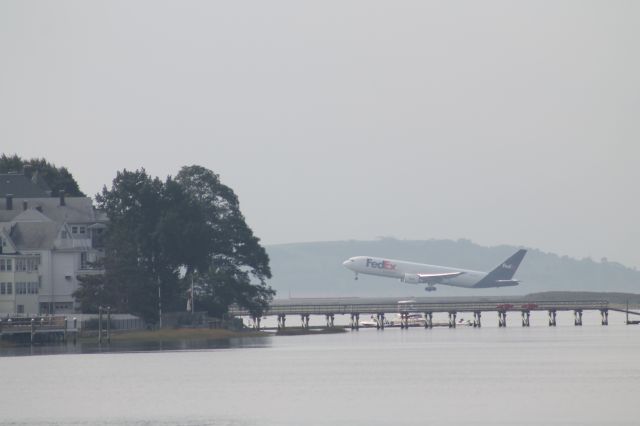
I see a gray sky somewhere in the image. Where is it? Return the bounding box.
[2,1,639,267]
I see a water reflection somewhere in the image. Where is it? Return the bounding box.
[0,335,273,357]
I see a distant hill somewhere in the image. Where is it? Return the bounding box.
[265,239,640,298]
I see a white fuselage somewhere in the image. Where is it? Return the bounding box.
[343,256,486,288]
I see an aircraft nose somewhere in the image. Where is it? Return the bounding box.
[342,259,353,268]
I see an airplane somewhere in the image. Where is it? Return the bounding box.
[342,249,527,292]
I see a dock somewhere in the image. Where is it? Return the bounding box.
[0,316,78,343]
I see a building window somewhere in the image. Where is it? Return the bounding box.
[27,282,38,294]
[15,259,25,271]
[79,226,86,234]
[26,257,40,272]
[7,282,12,294]
[0,259,10,271]
[0,282,5,295]
[17,304,24,314]
[61,230,68,239]
[11,257,40,272]
[54,302,73,311]
[39,303,51,315]
[16,282,26,295]
[80,252,88,269]
[72,226,78,234]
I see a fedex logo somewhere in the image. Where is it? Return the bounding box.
[502,263,513,270]
[366,258,397,270]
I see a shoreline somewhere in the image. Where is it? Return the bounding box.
[0,328,271,349]
[84,327,270,343]
[1,326,349,349]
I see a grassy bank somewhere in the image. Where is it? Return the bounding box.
[81,328,269,343]
[276,327,348,336]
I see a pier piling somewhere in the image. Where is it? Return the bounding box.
[325,314,335,328]
[498,311,507,327]
[473,311,482,328]
[574,310,583,326]
[424,312,433,329]
[350,313,360,330]
[375,313,386,329]
[277,314,286,329]
[448,312,457,328]
[300,314,310,329]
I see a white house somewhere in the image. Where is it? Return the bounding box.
[0,192,105,315]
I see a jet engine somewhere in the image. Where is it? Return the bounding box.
[402,273,421,284]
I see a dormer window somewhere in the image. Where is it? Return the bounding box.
[72,226,78,234]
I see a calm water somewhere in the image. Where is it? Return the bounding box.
[1,313,638,425]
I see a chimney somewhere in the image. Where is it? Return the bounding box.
[23,164,33,178]
[23,200,28,211]
[59,190,66,206]
[5,194,13,210]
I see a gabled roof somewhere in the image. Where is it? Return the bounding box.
[0,196,101,224]
[9,208,52,224]
[0,173,50,197]
[9,222,62,250]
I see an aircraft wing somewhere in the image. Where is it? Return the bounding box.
[417,272,464,283]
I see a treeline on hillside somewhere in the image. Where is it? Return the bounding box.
[74,166,274,322]
[0,154,85,196]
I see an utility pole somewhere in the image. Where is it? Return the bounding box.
[191,273,195,314]
[158,280,162,329]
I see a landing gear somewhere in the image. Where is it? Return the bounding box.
[424,285,436,292]
[354,273,358,281]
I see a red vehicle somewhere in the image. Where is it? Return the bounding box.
[496,304,514,311]
[521,303,539,310]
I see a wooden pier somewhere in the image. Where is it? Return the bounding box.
[0,316,77,343]
[228,296,631,330]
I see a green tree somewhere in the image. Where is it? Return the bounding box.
[0,154,85,196]
[176,165,273,316]
[75,166,274,322]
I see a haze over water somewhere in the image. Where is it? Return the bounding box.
[2,317,638,425]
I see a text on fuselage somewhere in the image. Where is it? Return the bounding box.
[366,258,397,270]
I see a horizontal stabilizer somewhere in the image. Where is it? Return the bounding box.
[494,280,520,287]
